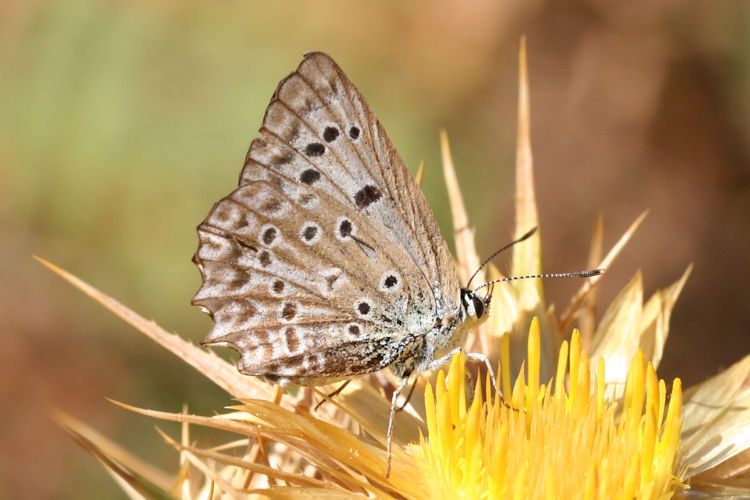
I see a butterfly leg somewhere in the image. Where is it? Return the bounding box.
[464,352,514,410]
[385,376,410,479]
[314,378,353,412]
[425,348,499,394]
[395,376,418,412]
[465,351,499,395]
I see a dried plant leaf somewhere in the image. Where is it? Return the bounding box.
[109,400,270,436]
[52,410,173,498]
[485,263,519,351]
[507,38,561,381]
[559,211,648,335]
[234,400,422,497]
[681,355,750,478]
[440,130,490,356]
[589,271,644,393]
[595,210,648,271]
[690,448,750,490]
[105,473,150,500]
[110,398,424,498]
[35,257,288,406]
[579,215,604,345]
[511,36,541,303]
[334,378,425,448]
[586,215,605,275]
[638,264,692,369]
[156,428,335,491]
[252,487,368,499]
[179,445,244,498]
[441,129,480,286]
[415,160,425,187]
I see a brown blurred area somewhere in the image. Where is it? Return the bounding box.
[1,1,748,497]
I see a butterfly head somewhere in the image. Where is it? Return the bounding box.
[460,288,491,323]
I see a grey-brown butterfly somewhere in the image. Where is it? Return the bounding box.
[191,52,598,477]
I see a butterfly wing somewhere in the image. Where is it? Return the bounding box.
[192,52,460,385]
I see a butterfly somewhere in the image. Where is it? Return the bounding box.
[191,52,560,477]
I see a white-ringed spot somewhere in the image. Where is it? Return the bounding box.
[347,323,362,337]
[355,299,373,317]
[379,270,402,292]
[300,222,322,245]
[260,224,280,247]
[335,216,357,241]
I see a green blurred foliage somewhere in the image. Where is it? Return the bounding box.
[1,1,748,498]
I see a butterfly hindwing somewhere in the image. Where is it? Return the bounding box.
[193,176,435,382]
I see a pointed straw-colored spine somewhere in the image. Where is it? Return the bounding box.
[512,36,543,305]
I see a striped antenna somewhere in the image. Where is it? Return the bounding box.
[473,269,605,293]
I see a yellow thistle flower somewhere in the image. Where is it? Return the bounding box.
[41,39,750,498]
[414,322,684,499]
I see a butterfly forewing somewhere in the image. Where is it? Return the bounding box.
[275,54,458,307]
[192,52,461,385]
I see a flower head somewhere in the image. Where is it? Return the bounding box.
[415,320,684,499]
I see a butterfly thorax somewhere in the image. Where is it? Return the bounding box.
[391,287,490,379]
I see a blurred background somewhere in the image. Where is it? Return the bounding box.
[1,0,748,497]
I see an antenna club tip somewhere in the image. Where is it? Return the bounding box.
[583,269,606,277]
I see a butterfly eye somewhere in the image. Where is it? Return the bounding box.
[472,295,485,319]
[460,289,485,319]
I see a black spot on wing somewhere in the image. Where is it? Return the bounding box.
[259,251,271,267]
[262,227,277,245]
[305,142,325,157]
[299,169,321,185]
[354,185,382,209]
[303,225,318,241]
[339,219,352,237]
[384,274,398,288]
[281,302,297,320]
[323,126,339,142]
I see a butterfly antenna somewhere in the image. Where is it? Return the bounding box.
[466,226,538,288]
[473,269,605,293]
